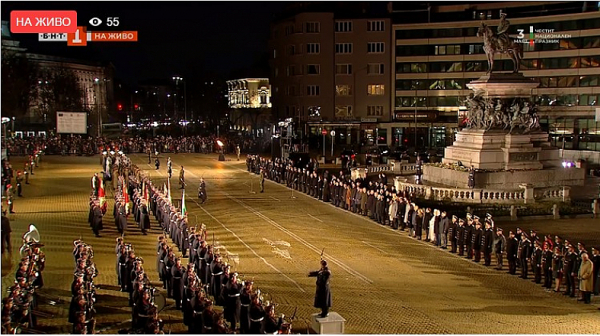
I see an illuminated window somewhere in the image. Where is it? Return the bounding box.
[335,85,352,96]
[367,84,385,95]
[335,105,353,117]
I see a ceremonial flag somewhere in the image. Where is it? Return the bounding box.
[181,190,187,216]
[123,184,130,213]
[167,178,172,203]
[98,179,106,207]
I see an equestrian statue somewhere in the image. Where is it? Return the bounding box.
[477,13,523,73]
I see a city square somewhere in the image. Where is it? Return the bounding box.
[2,1,600,334]
[1,153,599,333]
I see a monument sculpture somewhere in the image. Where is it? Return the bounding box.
[419,15,585,190]
[477,13,523,73]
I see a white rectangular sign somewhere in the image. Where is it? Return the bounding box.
[56,112,87,134]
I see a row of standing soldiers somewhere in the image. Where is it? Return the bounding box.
[69,241,97,334]
[134,165,288,334]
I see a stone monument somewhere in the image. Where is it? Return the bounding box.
[424,16,585,189]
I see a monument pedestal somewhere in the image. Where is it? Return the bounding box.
[310,313,346,334]
[425,73,584,190]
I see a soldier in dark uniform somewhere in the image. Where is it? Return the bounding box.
[157,243,168,288]
[171,258,184,309]
[519,234,532,279]
[249,294,265,334]
[563,244,577,297]
[263,304,284,334]
[483,221,494,266]
[239,280,253,334]
[456,219,466,256]
[542,242,554,289]
[164,251,175,297]
[494,228,506,270]
[224,272,242,331]
[210,255,224,299]
[139,200,151,235]
[505,231,518,275]
[472,221,483,263]
[202,300,216,334]
[91,202,103,237]
[448,215,458,253]
[155,157,160,170]
[533,241,543,284]
[465,217,474,259]
[308,260,332,318]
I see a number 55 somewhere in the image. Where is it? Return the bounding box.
[107,17,120,26]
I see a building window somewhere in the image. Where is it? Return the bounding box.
[285,25,294,36]
[306,64,320,75]
[335,105,353,117]
[286,86,297,96]
[336,64,353,75]
[306,43,320,54]
[274,68,278,77]
[367,105,384,116]
[273,49,276,59]
[367,42,385,53]
[367,84,385,95]
[307,85,320,96]
[367,63,384,75]
[305,22,320,33]
[286,65,297,76]
[368,21,385,32]
[335,85,352,96]
[396,63,427,73]
[335,43,353,54]
[335,21,352,32]
[580,75,599,87]
[308,106,321,118]
[287,45,296,56]
[435,45,461,55]
[467,45,483,54]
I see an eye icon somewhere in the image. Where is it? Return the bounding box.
[89,17,103,27]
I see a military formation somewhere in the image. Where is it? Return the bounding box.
[69,240,98,334]
[246,154,599,304]
[124,162,292,334]
[2,149,44,215]
[2,225,46,333]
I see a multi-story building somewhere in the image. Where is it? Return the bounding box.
[269,3,392,149]
[390,2,600,151]
[226,78,272,138]
[1,21,114,136]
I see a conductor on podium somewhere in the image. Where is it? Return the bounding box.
[308,259,332,318]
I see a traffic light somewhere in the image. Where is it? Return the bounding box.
[118,104,123,111]
[134,104,139,110]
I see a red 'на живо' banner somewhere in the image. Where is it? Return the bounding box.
[10,10,77,33]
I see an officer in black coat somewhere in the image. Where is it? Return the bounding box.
[449,215,458,253]
[456,219,466,256]
[223,272,242,330]
[472,221,483,263]
[239,280,253,334]
[91,203,103,237]
[506,231,519,275]
[519,234,532,279]
[533,241,543,284]
[171,258,184,309]
[249,294,265,334]
[482,221,494,266]
[139,201,151,235]
[308,260,332,318]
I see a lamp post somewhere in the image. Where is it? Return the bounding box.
[94,78,102,137]
[173,76,187,134]
[330,130,336,157]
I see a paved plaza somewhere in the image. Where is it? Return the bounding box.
[2,154,599,334]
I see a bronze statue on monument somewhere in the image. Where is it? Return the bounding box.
[477,13,523,73]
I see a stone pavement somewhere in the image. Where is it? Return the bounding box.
[1,153,599,334]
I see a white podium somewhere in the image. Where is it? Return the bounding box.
[310,312,346,334]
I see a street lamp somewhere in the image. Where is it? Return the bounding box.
[172,76,187,134]
[94,78,102,137]
[217,140,225,161]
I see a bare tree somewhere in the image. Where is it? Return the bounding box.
[1,50,38,118]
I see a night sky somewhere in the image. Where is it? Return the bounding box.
[2,1,288,85]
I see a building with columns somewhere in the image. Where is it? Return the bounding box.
[226,78,272,138]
